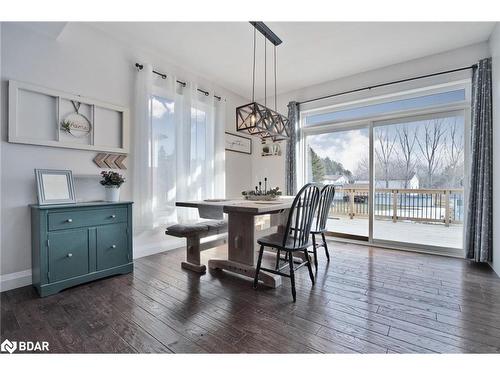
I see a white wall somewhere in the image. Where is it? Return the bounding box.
[489,23,500,277]
[253,42,492,192]
[0,22,251,289]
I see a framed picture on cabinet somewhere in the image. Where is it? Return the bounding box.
[35,169,76,205]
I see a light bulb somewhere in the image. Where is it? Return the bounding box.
[250,114,256,125]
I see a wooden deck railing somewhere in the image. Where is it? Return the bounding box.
[330,188,464,226]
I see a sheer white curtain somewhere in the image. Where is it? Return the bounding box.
[134,66,226,228]
[133,63,154,231]
[214,98,226,197]
[176,84,226,222]
[134,64,177,230]
[150,75,176,225]
[190,86,226,201]
[175,82,196,222]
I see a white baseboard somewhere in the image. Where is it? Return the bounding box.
[0,269,32,292]
[1,234,228,292]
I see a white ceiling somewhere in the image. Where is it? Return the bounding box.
[90,22,496,99]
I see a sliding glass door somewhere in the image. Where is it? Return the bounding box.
[300,85,469,254]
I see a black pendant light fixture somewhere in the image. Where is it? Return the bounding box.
[236,22,290,142]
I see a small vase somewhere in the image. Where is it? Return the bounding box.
[105,186,120,202]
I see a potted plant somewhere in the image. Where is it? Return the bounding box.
[100,171,125,202]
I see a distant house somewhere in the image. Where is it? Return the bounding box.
[323,174,349,186]
[375,174,419,189]
[347,174,420,190]
[346,181,369,189]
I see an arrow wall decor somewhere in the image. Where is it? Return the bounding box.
[93,153,127,170]
[103,154,118,169]
[93,153,107,168]
[114,154,127,169]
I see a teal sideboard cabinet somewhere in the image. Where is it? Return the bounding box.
[30,201,133,297]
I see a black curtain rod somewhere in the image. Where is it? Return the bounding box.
[135,63,223,101]
[298,64,477,106]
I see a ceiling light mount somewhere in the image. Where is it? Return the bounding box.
[249,21,283,46]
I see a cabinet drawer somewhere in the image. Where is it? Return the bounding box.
[48,229,89,283]
[48,207,127,231]
[96,223,129,271]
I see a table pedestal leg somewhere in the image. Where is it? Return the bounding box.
[208,211,287,288]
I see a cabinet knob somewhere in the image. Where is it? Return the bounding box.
[110,214,116,218]
[111,244,117,249]
[66,218,73,223]
[67,253,73,258]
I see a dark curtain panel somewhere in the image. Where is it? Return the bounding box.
[466,58,493,262]
[286,101,300,195]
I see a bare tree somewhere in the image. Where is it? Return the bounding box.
[375,128,397,188]
[444,119,464,187]
[354,156,370,181]
[416,118,446,187]
[395,125,417,188]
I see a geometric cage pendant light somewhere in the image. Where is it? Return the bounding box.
[236,22,290,142]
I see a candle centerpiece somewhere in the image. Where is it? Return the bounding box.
[242,177,282,201]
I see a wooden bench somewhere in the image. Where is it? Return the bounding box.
[165,220,228,273]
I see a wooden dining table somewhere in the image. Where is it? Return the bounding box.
[176,197,295,288]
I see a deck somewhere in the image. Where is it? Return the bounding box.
[327,216,463,250]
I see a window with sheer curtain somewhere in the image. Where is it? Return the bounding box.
[133,64,225,231]
[151,94,176,225]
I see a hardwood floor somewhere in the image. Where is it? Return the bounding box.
[2,240,500,353]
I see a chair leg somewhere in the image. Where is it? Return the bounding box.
[253,245,265,289]
[311,233,319,270]
[321,232,330,262]
[275,249,281,270]
[304,249,315,285]
[288,253,296,302]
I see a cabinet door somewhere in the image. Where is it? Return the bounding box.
[96,223,129,271]
[48,229,89,283]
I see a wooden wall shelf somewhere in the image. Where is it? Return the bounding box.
[8,80,130,154]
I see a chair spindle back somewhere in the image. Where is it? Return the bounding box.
[282,183,320,249]
[313,184,336,233]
